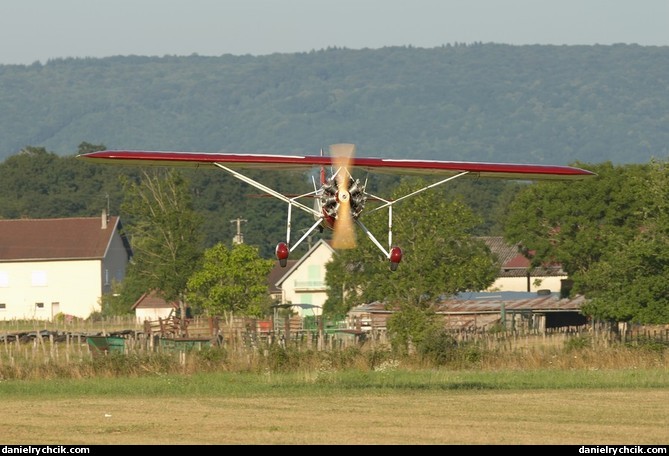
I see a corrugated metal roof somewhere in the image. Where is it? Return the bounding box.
[352,294,585,315]
[436,294,585,313]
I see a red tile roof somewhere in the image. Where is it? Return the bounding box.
[0,214,125,261]
[479,236,564,276]
[479,236,522,266]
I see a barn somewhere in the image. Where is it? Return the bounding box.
[348,291,588,333]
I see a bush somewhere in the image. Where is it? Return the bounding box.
[625,336,669,353]
[195,346,229,367]
[458,343,484,365]
[416,327,458,365]
[386,304,442,356]
[564,335,591,352]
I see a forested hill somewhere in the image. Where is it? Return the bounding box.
[0,43,668,165]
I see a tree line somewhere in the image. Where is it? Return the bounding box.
[1,44,668,166]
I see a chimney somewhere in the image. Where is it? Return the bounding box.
[101,209,107,229]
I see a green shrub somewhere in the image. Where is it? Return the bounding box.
[195,346,229,366]
[564,335,591,352]
[625,336,669,353]
[365,347,393,370]
[87,311,104,323]
[386,304,442,356]
[458,342,484,365]
[416,327,458,365]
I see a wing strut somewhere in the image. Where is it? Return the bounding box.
[213,162,326,266]
[369,171,470,213]
[213,163,319,216]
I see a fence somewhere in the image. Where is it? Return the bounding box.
[1,316,667,357]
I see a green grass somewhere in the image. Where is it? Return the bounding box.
[2,367,668,399]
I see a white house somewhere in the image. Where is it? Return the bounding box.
[274,239,335,317]
[0,212,132,320]
[271,236,568,318]
[479,236,568,294]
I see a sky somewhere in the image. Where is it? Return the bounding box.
[1,0,668,65]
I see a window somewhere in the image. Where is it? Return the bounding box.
[35,302,45,310]
[0,303,6,310]
[307,264,320,281]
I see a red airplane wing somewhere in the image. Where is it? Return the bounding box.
[78,150,596,180]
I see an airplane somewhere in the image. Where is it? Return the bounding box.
[78,144,596,271]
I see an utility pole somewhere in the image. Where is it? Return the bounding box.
[231,217,248,244]
[298,228,314,250]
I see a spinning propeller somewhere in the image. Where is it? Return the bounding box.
[330,143,357,249]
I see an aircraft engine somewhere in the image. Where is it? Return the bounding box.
[320,177,366,220]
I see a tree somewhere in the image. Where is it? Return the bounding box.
[118,168,204,315]
[503,159,669,324]
[324,178,498,315]
[578,159,669,324]
[0,143,135,221]
[186,242,275,321]
[503,162,650,278]
[578,236,669,324]
[0,147,62,218]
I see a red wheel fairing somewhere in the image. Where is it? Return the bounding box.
[389,246,402,271]
[276,242,289,267]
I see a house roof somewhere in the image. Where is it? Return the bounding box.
[479,236,522,266]
[351,293,586,315]
[0,213,131,262]
[435,294,585,313]
[268,259,297,293]
[131,290,178,310]
[478,236,564,276]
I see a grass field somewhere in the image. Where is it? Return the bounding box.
[1,369,668,445]
[2,322,668,445]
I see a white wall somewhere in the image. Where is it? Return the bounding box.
[135,308,174,323]
[487,275,567,293]
[280,242,333,316]
[0,259,102,320]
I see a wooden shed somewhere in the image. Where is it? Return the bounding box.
[348,292,587,333]
[131,290,177,323]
